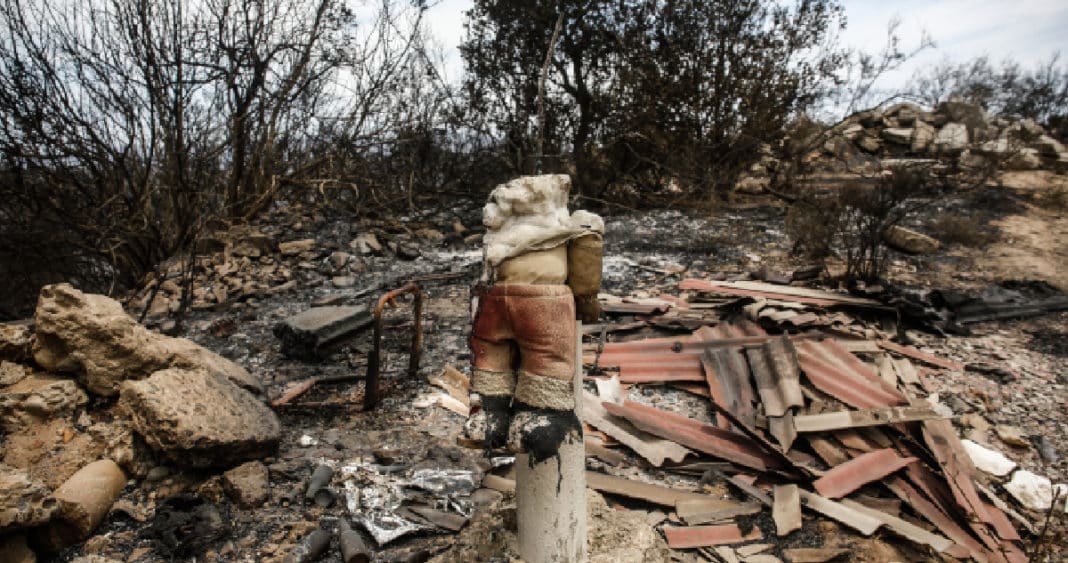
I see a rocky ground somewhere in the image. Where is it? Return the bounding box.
[1,160,1067,562]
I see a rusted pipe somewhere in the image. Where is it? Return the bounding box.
[364,282,424,410]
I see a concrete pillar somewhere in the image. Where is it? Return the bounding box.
[515,321,587,563]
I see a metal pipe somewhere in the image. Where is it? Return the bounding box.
[338,519,371,563]
[305,465,334,505]
[283,529,331,563]
[364,282,425,410]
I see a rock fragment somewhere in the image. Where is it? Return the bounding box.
[961,439,1016,476]
[279,239,316,256]
[223,461,270,508]
[0,323,33,362]
[0,464,57,532]
[120,368,280,468]
[1004,470,1053,511]
[0,374,87,431]
[882,226,940,255]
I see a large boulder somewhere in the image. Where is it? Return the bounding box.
[0,464,56,532]
[931,123,969,154]
[119,368,280,468]
[32,284,261,396]
[0,374,86,431]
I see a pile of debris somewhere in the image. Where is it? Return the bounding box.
[0,284,281,561]
[130,215,475,326]
[437,276,1065,562]
[820,99,1067,172]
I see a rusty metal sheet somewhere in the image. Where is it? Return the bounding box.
[795,340,907,409]
[792,406,945,432]
[663,523,763,549]
[877,340,965,371]
[768,411,797,452]
[603,400,776,472]
[812,448,918,499]
[680,279,881,307]
[922,419,1020,550]
[579,391,691,467]
[746,336,804,417]
[585,471,710,507]
[884,476,989,562]
[618,361,705,383]
[772,484,802,536]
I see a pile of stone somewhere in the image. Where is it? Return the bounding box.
[132,218,470,324]
[0,284,279,561]
[823,99,1068,172]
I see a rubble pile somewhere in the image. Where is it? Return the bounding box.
[131,215,472,324]
[441,275,1064,562]
[0,284,281,561]
[821,100,1068,172]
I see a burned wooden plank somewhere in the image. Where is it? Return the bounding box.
[773,484,802,537]
[812,448,918,499]
[793,406,946,433]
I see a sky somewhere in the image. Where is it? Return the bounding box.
[425,0,1068,91]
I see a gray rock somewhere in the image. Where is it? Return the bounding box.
[0,374,87,431]
[120,368,280,468]
[273,305,372,361]
[32,283,261,396]
[0,464,56,532]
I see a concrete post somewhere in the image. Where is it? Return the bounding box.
[515,321,587,563]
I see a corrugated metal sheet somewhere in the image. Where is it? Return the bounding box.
[746,336,804,417]
[794,340,906,409]
[812,448,918,498]
[664,524,762,549]
[603,400,777,472]
[702,347,757,429]
[618,361,705,383]
[877,340,965,371]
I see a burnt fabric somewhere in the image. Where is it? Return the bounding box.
[470,284,576,382]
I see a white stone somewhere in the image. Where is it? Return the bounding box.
[1004,470,1053,511]
[881,128,914,145]
[961,439,1016,476]
[932,123,969,153]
